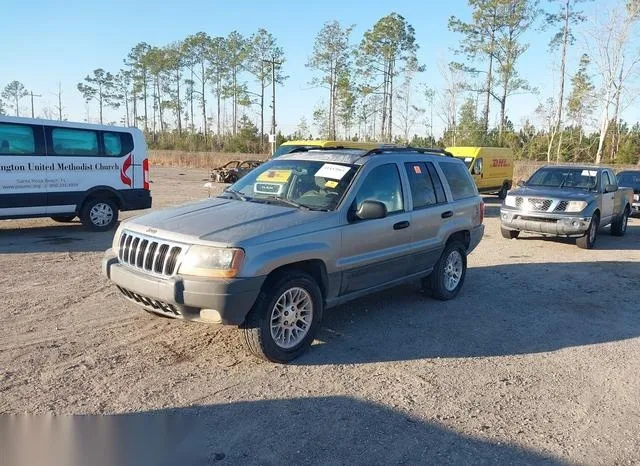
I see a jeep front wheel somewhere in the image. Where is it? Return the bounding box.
[242,272,323,363]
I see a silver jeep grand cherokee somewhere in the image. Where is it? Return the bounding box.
[102,148,485,362]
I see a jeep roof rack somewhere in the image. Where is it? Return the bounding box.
[361,146,454,157]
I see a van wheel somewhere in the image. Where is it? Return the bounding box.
[576,213,599,249]
[242,272,323,363]
[51,215,75,223]
[611,207,629,236]
[80,198,118,231]
[501,227,520,239]
[422,241,467,301]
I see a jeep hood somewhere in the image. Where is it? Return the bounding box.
[123,198,332,247]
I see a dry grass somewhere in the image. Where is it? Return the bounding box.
[149,150,638,181]
[149,150,268,169]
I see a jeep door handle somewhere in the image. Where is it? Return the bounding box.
[393,221,410,230]
[441,211,454,218]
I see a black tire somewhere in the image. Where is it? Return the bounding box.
[50,215,75,223]
[498,184,508,200]
[242,271,323,363]
[80,198,118,232]
[422,241,467,301]
[501,227,520,239]
[576,213,599,249]
[611,206,630,237]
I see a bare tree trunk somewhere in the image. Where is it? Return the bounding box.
[176,68,182,135]
[201,61,207,139]
[156,79,164,132]
[610,63,624,162]
[260,68,265,150]
[124,87,130,126]
[57,82,63,121]
[388,60,394,142]
[595,96,611,164]
[484,41,494,133]
[143,71,148,132]
[554,0,570,162]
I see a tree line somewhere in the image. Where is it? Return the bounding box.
[1,0,639,164]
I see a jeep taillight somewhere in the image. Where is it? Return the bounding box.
[143,159,150,190]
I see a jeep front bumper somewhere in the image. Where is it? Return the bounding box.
[102,249,264,325]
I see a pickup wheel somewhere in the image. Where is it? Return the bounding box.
[422,241,467,301]
[501,227,520,239]
[80,198,118,231]
[242,272,323,363]
[576,213,599,249]
[611,206,630,236]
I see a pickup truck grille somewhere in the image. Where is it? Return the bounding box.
[527,198,553,212]
[554,200,568,212]
[118,231,184,277]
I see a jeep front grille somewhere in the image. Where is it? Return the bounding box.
[118,231,184,277]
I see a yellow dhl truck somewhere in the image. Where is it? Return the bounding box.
[446,146,514,199]
[273,140,395,158]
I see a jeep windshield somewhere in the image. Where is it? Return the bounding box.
[222,159,358,211]
[527,167,598,190]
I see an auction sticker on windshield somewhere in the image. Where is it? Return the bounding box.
[581,170,597,177]
[257,169,292,183]
[315,163,351,180]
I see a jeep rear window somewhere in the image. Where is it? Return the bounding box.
[439,161,477,200]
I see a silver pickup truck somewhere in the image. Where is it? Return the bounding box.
[500,165,633,249]
[103,148,485,362]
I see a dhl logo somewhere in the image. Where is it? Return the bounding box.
[491,159,509,168]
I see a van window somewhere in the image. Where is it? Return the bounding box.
[0,123,35,155]
[51,128,99,156]
[104,132,122,156]
[439,161,477,200]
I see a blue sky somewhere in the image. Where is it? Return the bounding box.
[2,0,630,137]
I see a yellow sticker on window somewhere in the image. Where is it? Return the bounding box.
[325,180,338,189]
[256,169,292,183]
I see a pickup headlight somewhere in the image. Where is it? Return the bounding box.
[178,245,245,278]
[504,195,517,207]
[565,201,587,213]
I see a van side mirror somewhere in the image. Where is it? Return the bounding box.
[604,184,618,193]
[355,200,387,220]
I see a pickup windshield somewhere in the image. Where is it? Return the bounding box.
[224,159,358,211]
[527,167,598,190]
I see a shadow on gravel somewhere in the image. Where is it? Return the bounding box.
[512,225,640,251]
[0,221,118,253]
[299,260,640,366]
[2,396,565,466]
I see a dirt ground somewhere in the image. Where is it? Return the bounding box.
[1,167,639,465]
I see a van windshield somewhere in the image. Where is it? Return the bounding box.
[223,159,358,211]
[454,156,474,169]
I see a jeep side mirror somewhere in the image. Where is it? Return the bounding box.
[604,184,618,193]
[355,200,387,220]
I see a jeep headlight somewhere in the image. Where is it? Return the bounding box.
[178,245,244,278]
[504,195,517,207]
[565,201,587,213]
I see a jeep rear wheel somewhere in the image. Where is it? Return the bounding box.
[242,272,323,363]
[422,241,467,301]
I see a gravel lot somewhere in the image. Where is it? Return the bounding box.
[1,167,639,465]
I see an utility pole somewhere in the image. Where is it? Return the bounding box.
[29,91,42,119]
[263,58,283,156]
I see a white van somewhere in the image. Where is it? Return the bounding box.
[0,116,151,231]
